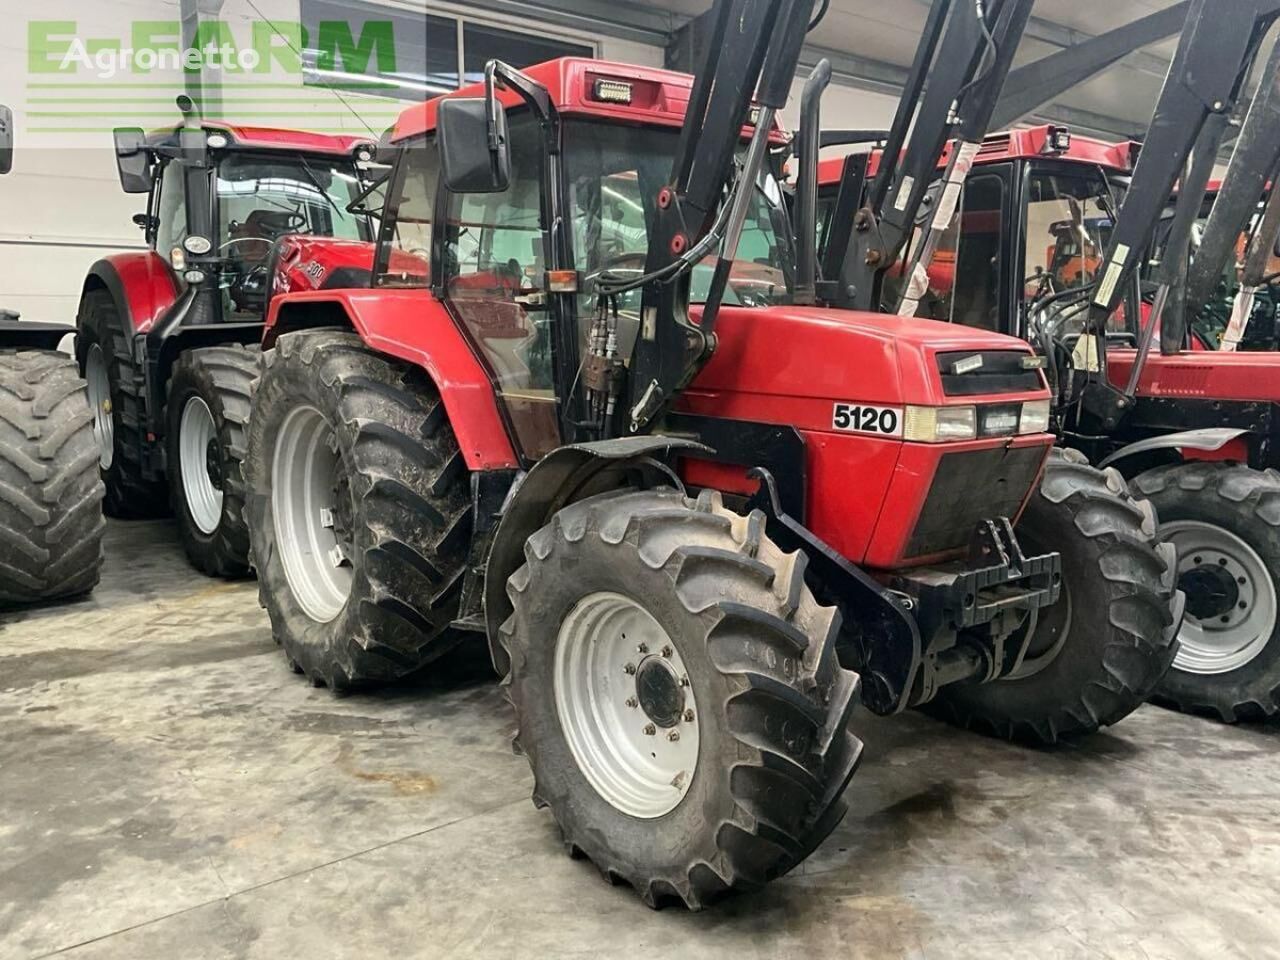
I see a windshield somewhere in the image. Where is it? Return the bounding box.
[563,119,794,316]
[1022,171,1113,303]
[216,153,369,319]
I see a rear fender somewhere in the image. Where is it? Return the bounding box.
[80,253,179,338]
[1099,428,1252,471]
[482,437,712,676]
[265,288,518,471]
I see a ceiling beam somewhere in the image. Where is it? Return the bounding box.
[456,0,686,47]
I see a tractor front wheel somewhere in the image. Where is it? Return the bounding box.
[927,447,1181,743]
[1133,462,1280,722]
[499,488,863,909]
[165,345,258,577]
[77,289,166,518]
[244,330,473,688]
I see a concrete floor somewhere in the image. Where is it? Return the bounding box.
[3,522,1280,960]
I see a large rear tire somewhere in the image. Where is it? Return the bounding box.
[499,488,863,910]
[1133,462,1280,722]
[77,288,167,518]
[165,345,258,578]
[0,349,105,604]
[927,448,1182,743]
[244,330,472,688]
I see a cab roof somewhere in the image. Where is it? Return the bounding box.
[392,56,787,145]
[144,121,374,157]
[817,124,1137,186]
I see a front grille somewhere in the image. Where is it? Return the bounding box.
[937,351,1044,396]
[906,446,1046,558]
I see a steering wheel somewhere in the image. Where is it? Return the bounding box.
[219,236,274,255]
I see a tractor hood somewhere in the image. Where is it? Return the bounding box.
[688,304,1049,410]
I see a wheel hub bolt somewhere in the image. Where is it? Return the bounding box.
[661,645,673,658]
[679,675,690,687]
[624,663,637,676]
[625,697,638,708]
[643,723,656,736]
[636,643,649,654]
[684,709,695,723]
[667,730,680,742]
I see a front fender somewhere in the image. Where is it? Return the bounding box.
[1099,428,1252,470]
[482,437,712,676]
[266,288,517,471]
[81,252,179,336]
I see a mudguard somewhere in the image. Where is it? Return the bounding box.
[265,287,518,471]
[482,436,712,676]
[1098,427,1252,469]
[80,252,179,335]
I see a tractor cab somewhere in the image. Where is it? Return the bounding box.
[112,120,377,323]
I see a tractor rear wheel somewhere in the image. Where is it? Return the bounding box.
[244,330,472,688]
[0,349,105,604]
[77,289,167,518]
[927,447,1181,743]
[499,488,863,909]
[1133,462,1280,722]
[165,345,258,578]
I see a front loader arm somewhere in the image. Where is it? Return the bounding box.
[1184,38,1280,324]
[620,0,817,435]
[1082,0,1280,353]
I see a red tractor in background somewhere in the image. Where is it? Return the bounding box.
[77,107,376,576]
[0,103,105,606]
[240,0,1179,910]
[815,0,1280,722]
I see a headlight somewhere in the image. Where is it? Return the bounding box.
[183,235,212,255]
[1019,399,1052,435]
[184,269,207,285]
[206,132,230,150]
[904,405,977,442]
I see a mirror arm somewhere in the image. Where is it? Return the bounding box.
[484,60,560,148]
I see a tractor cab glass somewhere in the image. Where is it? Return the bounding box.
[942,164,1122,340]
[214,154,370,318]
[564,120,793,319]
[378,109,794,462]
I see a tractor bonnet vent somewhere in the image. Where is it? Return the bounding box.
[978,134,1012,157]
[936,351,1044,397]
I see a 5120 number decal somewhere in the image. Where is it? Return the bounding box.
[832,402,903,437]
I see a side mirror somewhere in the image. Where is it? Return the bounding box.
[113,127,153,193]
[438,97,510,194]
[0,105,13,176]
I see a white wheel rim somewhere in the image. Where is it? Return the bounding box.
[1166,520,1277,675]
[179,396,223,535]
[554,591,700,819]
[85,343,114,470]
[271,405,353,623]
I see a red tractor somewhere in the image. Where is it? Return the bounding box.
[0,103,105,606]
[76,108,376,576]
[815,0,1280,722]
[241,0,1179,910]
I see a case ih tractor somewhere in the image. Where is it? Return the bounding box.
[240,0,1179,910]
[76,112,375,576]
[0,103,105,606]
[815,0,1280,722]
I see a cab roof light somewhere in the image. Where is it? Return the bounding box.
[1043,125,1071,155]
[593,79,633,105]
